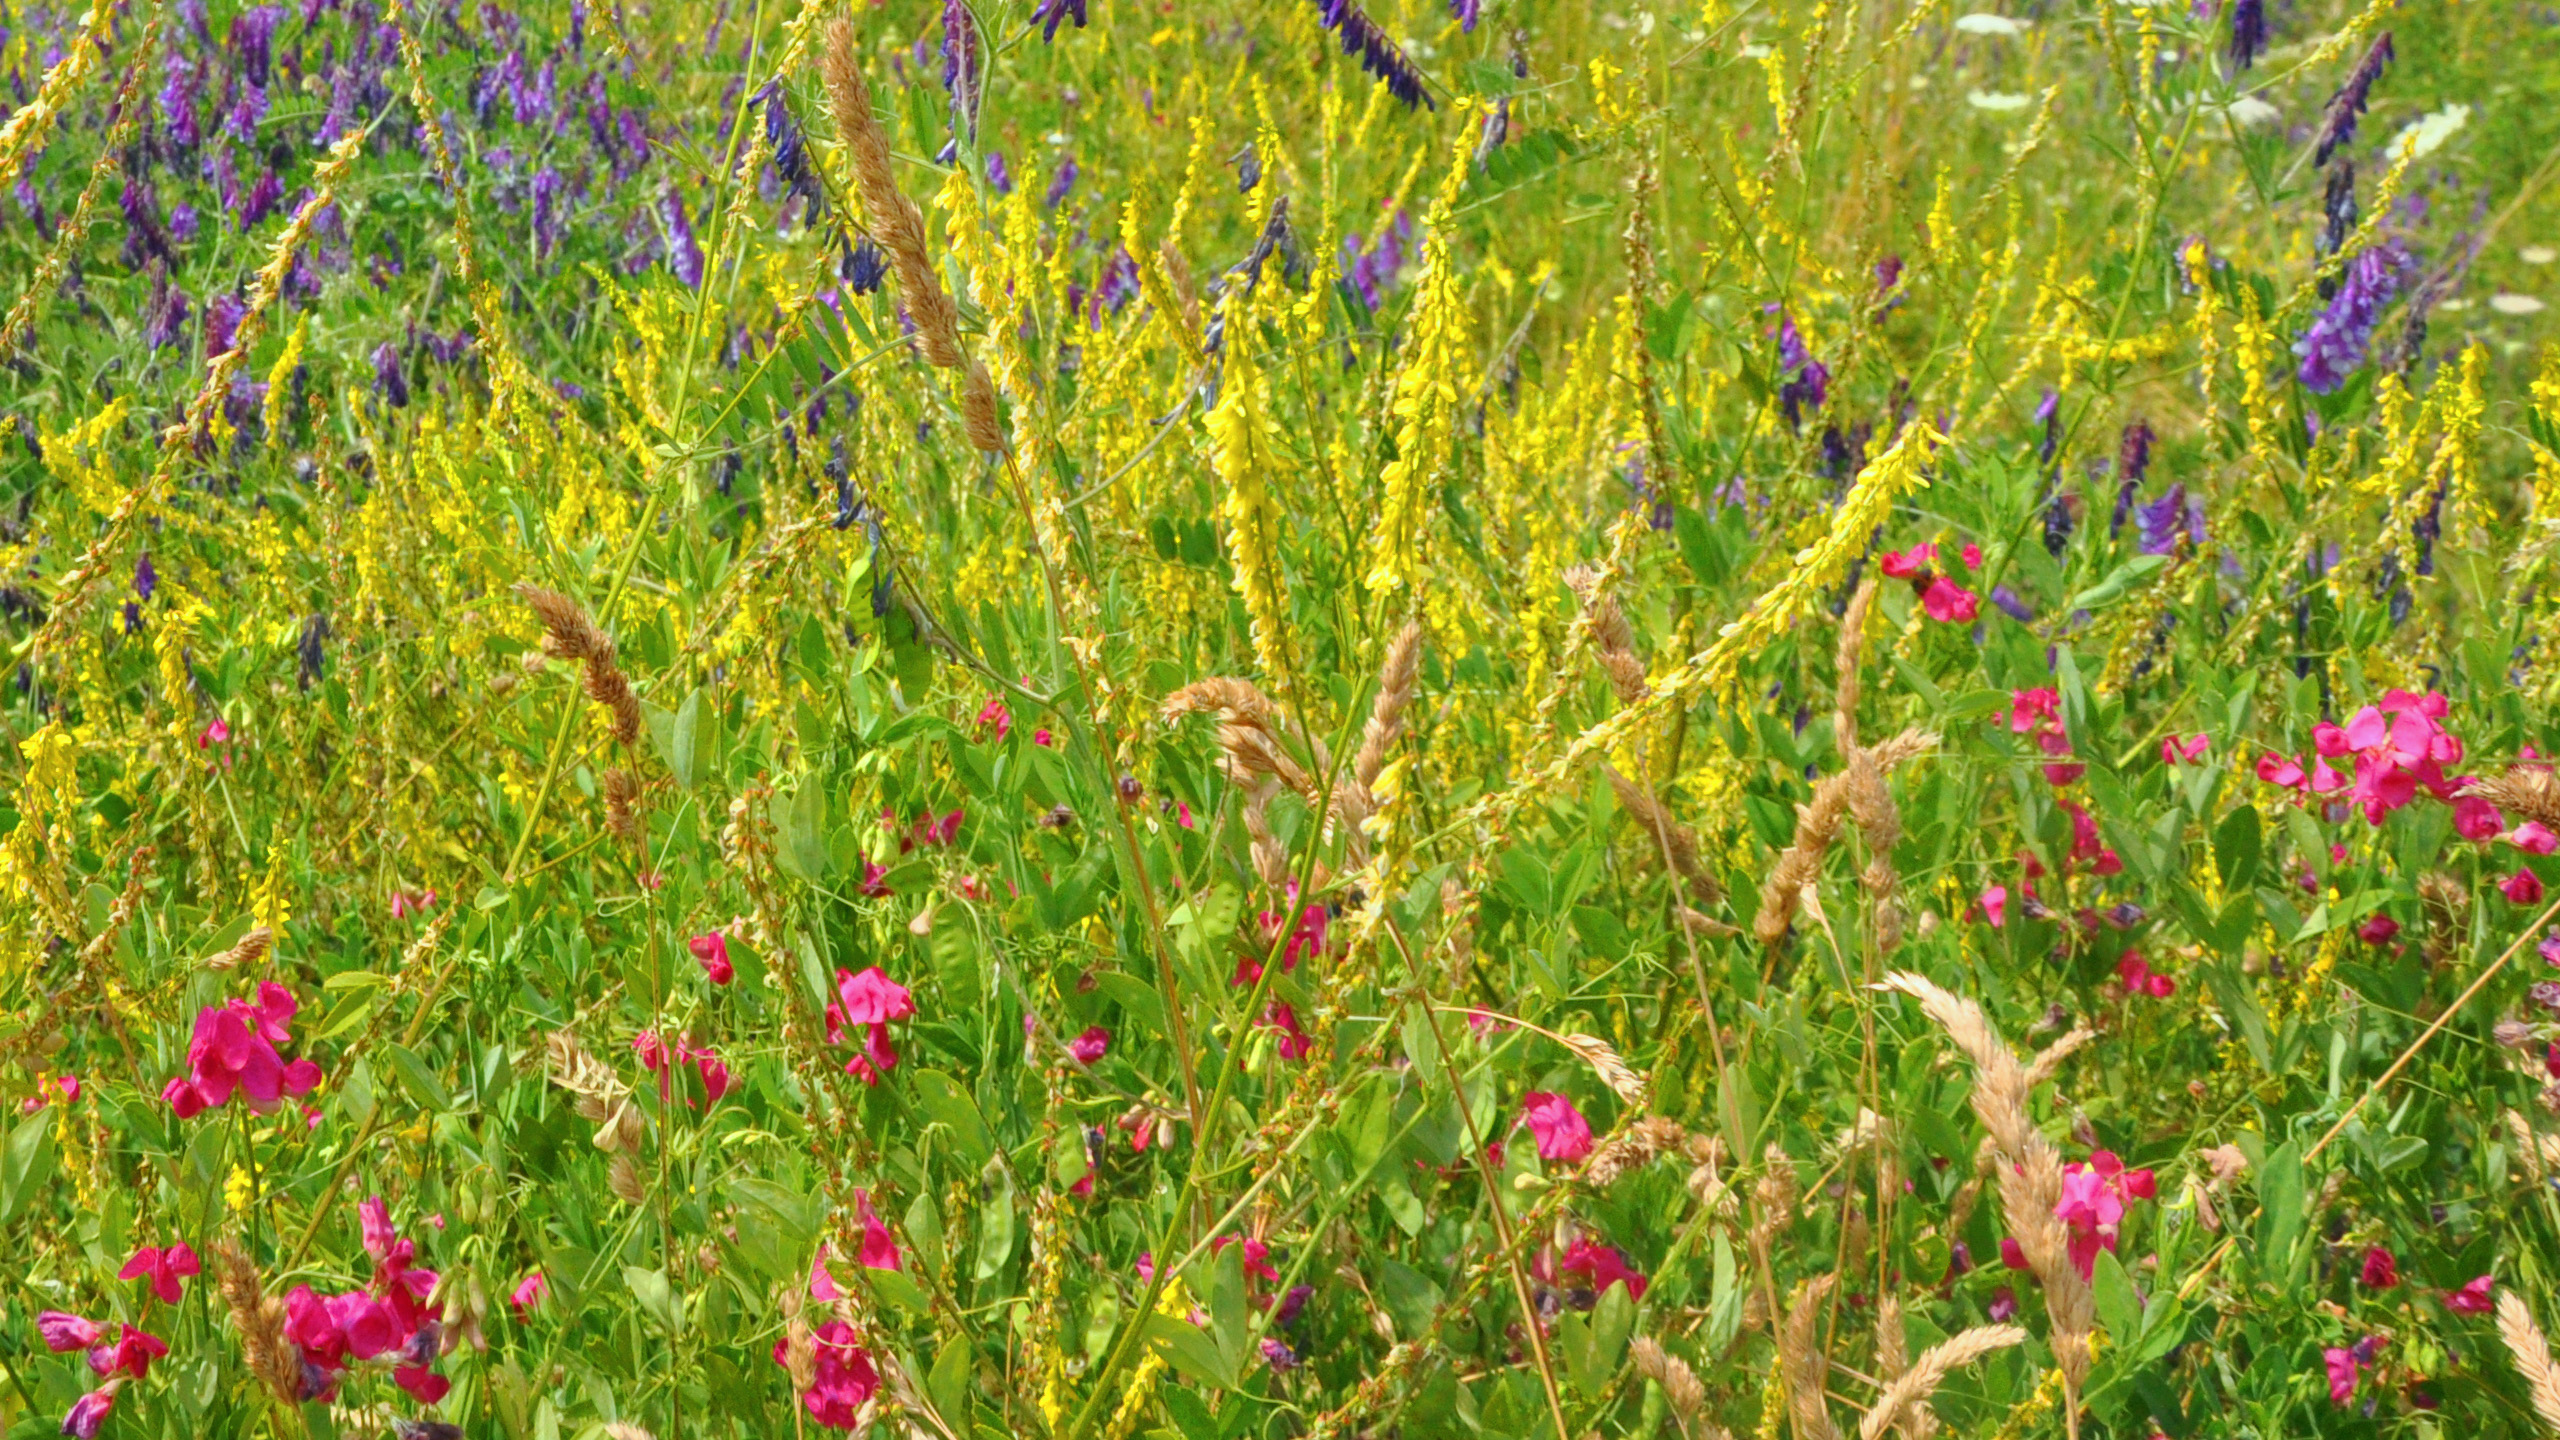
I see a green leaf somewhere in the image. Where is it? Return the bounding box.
[0,1107,58,1228]
[671,688,703,789]
[2067,554,2170,612]
[339,1059,377,1129]
[623,1266,682,1335]
[972,1171,1016,1281]
[2092,1248,2144,1343]
[929,1338,974,1425]
[775,781,830,881]
[912,1070,994,1167]
[864,1264,930,1315]
[1376,1258,1443,1339]
[1401,1006,1442,1089]
[2256,1140,2305,1276]
[1142,1312,1235,1391]
[383,1043,452,1112]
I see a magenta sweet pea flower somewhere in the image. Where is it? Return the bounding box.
[165,983,322,1118]
[2503,868,2546,905]
[1522,1092,1594,1163]
[2359,1246,2398,1289]
[118,1243,201,1304]
[2456,793,2508,840]
[86,1324,168,1380]
[690,931,734,985]
[2357,914,2401,946]
[2445,1275,2496,1314]
[773,1319,881,1428]
[1920,576,1980,622]
[1981,885,2008,928]
[2325,1345,2360,1404]
[1068,1026,1110,1065]
[60,1387,117,1439]
[2160,733,2209,765]
[1880,543,1936,579]
[2513,822,2560,855]
[38,1312,103,1352]
[835,966,915,1085]
[509,1271,547,1318]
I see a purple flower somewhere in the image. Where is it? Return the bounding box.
[135,556,157,601]
[2296,245,2404,393]
[844,237,887,294]
[1341,210,1415,308]
[532,167,566,258]
[119,179,169,269]
[1044,156,1078,210]
[2226,0,2266,70]
[238,168,284,229]
[2110,420,2153,538]
[2139,482,2190,556]
[660,186,703,288]
[316,64,357,145]
[940,0,982,119]
[1313,0,1435,110]
[985,150,1012,194]
[170,204,199,244]
[1274,1284,1314,1326]
[224,82,269,144]
[1875,254,1904,292]
[159,52,201,149]
[1991,584,2034,622]
[61,1389,115,1440]
[144,275,190,350]
[2315,33,2393,166]
[1032,0,1086,42]
[205,292,246,358]
[1448,0,1479,30]
[230,6,284,88]
[1989,1286,2019,1322]
[2412,478,2445,576]
[2034,387,2060,465]
[1775,310,1829,428]
[373,341,409,407]
[1088,247,1138,327]
[761,85,822,215]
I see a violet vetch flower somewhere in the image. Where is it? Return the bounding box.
[1088,247,1139,327]
[144,274,190,350]
[373,341,408,407]
[985,150,1012,194]
[159,53,201,150]
[1031,0,1086,43]
[239,168,284,229]
[1044,156,1078,209]
[2139,482,2190,555]
[2295,245,2403,393]
[1448,0,1479,32]
[2412,477,2445,576]
[119,179,170,270]
[317,64,357,145]
[939,0,982,127]
[660,186,703,287]
[844,237,887,294]
[2034,386,2060,465]
[761,85,822,215]
[2110,420,2152,538]
[135,556,157,601]
[205,292,246,358]
[2043,487,2074,557]
[2315,32,2392,166]
[1775,310,1829,428]
[2317,162,2358,282]
[1312,0,1436,110]
[1991,585,2035,622]
[1340,210,1414,308]
[2226,0,2265,70]
[170,204,198,244]
[1876,254,1904,292]
[531,167,565,257]
[225,82,269,145]
[231,6,283,88]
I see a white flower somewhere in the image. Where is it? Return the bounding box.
[2392,104,2471,161]
[1967,90,2032,111]
[2223,96,2281,127]
[1954,12,2026,34]
[2490,293,2547,316]
[2521,246,2557,266]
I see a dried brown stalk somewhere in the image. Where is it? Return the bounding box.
[1755,729,1934,947]
[822,20,963,369]
[1563,1032,1650,1106]
[1857,1326,2028,1440]
[516,583,642,748]
[1835,577,1876,756]
[213,1239,300,1404]
[1780,1274,1843,1440]
[604,766,642,841]
[1333,622,1423,834]
[2497,1292,2560,1436]
[2024,1027,2097,1088]
[1880,973,2093,1415]
[206,925,275,971]
[1566,565,1650,705]
[1631,1335,1711,1433]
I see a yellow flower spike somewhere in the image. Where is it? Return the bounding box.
[1364,131,1479,600]
[1210,288,1294,684]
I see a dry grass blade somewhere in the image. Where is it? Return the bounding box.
[1605,764,1723,904]
[1631,1335,1710,1429]
[545,1029,630,1106]
[1835,576,1877,759]
[1584,1115,1687,1188]
[206,925,274,971]
[1566,564,1650,705]
[2025,1027,2097,1087]
[1858,1326,2028,1440]
[1562,1031,1650,1105]
[1341,620,1423,820]
[2497,1292,2560,1436]
[1162,676,1285,729]
[2460,768,2560,831]
[1781,1274,1844,1440]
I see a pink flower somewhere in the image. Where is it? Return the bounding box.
[2357,914,2401,946]
[2445,1275,2496,1314]
[2515,822,2560,855]
[1237,898,1329,985]
[1033,727,1054,747]
[37,1312,103,1352]
[857,860,892,898]
[2504,868,2546,905]
[833,966,915,1084]
[1522,1092,1594,1164]
[696,1050,735,1103]
[198,718,232,749]
[1258,1001,1312,1061]
[361,1196,396,1259]
[2257,753,2307,791]
[1981,885,2008,928]
[2455,793,2506,840]
[86,1324,167,1380]
[509,1272,547,1318]
[1068,1026,1110,1065]
[2359,1246,2398,1289]
[690,931,733,985]
[165,983,323,1118]
[1212,1235,1281,1284]
[2160,733,2209,765]
[1539,1237,1650,1299]
[1920,576,1979,623]
[395,1365,451,1403]
[976,697,1012,740]
[810,1243,845,1302]
[60,1387,116,1439]
[774,1319,881,1429]
[2324,1346,2360,1405]
[856,1189,903,1271]
[1880,543,1936,579]
[390,890,437,919]
[1962,542,1984,568]
[2010,689,2061,735]
[2051,1150,2152,1281]
[118,1243,201,1304]
[2115,952,2174,998]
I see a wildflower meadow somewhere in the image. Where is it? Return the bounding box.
[6,0,2560,1435]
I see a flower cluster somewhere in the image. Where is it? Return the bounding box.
[163,982,323,1118]
[2257,690,2468,825]
[281,1197,450,1403]
[827,967,916,1084]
